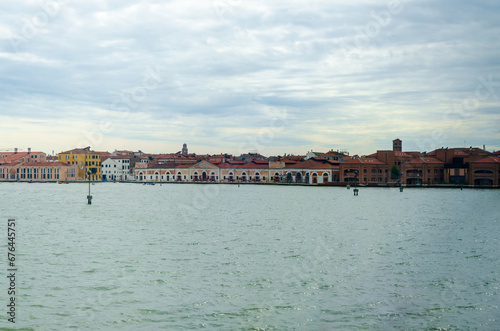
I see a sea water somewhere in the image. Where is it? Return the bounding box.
[0,183,499,330]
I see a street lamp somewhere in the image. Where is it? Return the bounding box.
[87,170,92,205]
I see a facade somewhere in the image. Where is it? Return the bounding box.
[135,160,219,182]
[0,162,78,181]
[283,158,340,184]
[3,140,498,186]
[58,147,102,181]
[429,147,491,184]
[0,148,46,163]
[102,157,131,181]
[340,157,389,184]
[402,157,445,185]
[469,156,500,186]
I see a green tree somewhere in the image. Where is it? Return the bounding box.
[390,165,400,180]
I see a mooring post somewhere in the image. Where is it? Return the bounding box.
[87,170,92,205]
[353,188,359,196]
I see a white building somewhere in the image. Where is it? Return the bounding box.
[101,157,131,181]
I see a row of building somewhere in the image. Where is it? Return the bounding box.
[1,140,499,186]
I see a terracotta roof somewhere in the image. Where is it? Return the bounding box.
[472,156,500,164]
[110,156,131,160]
[454,150,469,156]
[11,162,75,167]
[407,157,444,164]
[217,162,268,169]
[60,148,97,154]
[285,158,339,169]
[343,157,386,165]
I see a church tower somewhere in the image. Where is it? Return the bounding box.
[182,143,188,155]
[393,138,402,152]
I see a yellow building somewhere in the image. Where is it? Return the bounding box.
[58,147,102,181]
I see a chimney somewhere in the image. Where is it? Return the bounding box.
[28,147,31,153]
[483,144,486,151]
[14,148,18,154]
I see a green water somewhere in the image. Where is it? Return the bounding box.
[1,183,499,329]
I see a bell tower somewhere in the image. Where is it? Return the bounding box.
[393,138,402,152]
[182,143,188,155]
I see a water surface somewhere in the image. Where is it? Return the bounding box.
[1,183,499,329]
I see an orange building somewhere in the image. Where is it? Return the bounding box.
[339,156,389,185]
[402,157,444,185]
[469,156,500,186]
[429,147,491,184]
[0,148,46,163]
[0,162,78,182]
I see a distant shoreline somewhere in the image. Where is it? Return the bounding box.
[0,180,498,189]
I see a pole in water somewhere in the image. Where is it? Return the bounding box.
[400,186,404,192]
[87,170,92,204]
[353,188,359,196]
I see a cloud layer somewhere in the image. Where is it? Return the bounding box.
[1,0,499,155]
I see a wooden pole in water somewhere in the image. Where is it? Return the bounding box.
[87,170,92,204]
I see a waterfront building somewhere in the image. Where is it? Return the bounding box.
[429,147,491,184]
[135,160,218,182]
[102,156,131,181]
[0,148,46,163]
[469,156,500,186]
[284,158,340,184]
[58,147,102,181]
[401,157,445,185]
[218,160,269,183]
[339,156,389,184]
[0,162,77,181]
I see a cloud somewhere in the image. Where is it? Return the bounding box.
[0,0,499,155]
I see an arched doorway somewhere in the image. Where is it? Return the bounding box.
[323,173,329,183]
[229,172,234,182]
[312,173,318,184]
[296,172,302,183]
[286,173,292,183]
[274,173,280,182]
[474,178,493,186]
[255,172,260,182]
[166,172,170,181]
[202,172,207,181]
[177,172,182,181]
[241,172,247,182]
[305,173,310,183]
[210,172,216,181]
[139,172,144,181]
[193,172,198,181]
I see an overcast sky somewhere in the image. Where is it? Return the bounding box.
[1,0,499,156]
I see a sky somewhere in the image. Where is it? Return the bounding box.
[1,0,499,157]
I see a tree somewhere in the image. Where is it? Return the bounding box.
[390,165,400,180]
